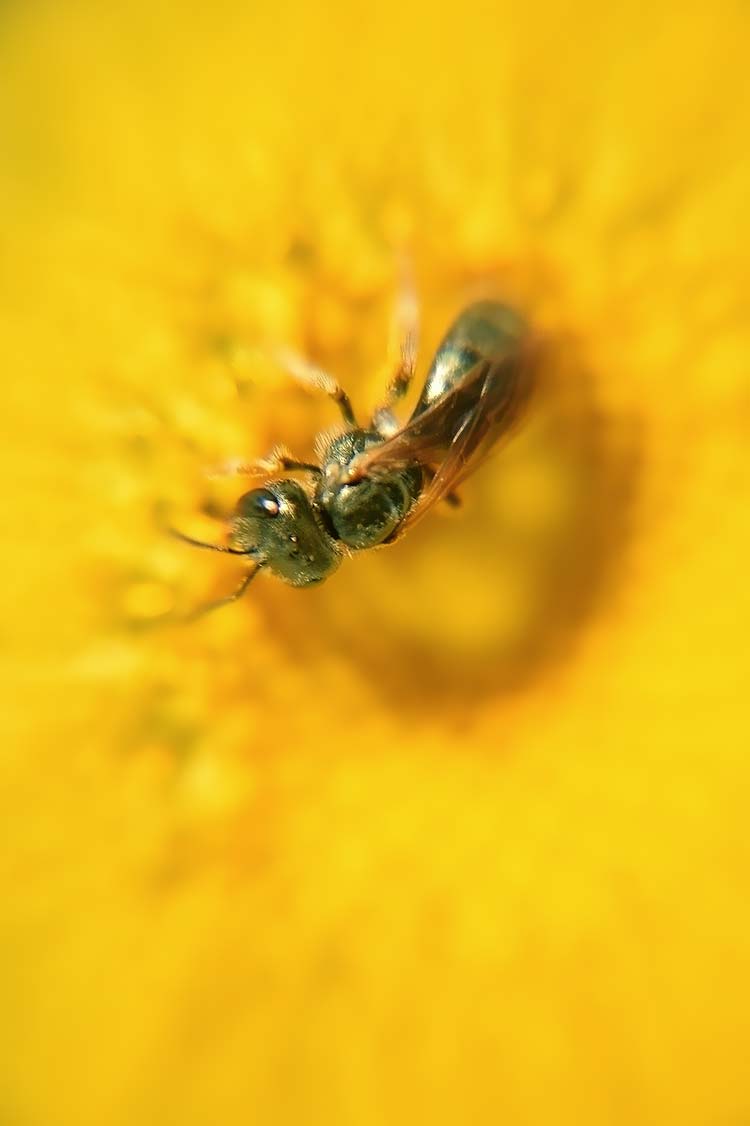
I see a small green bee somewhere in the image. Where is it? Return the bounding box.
[173,299,531,615]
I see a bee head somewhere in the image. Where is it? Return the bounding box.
[230,480,340,587]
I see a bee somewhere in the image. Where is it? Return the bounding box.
[171,299,533,615]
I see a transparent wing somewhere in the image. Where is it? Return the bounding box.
[348,346,532,538]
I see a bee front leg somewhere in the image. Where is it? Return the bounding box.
[272,348,357,427]
[206,445,322,480]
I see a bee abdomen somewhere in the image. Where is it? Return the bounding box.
[413,301,526,416]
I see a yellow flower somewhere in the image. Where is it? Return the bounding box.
[2,1,749,1124]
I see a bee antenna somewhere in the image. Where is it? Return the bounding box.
[167,526,257,556]
[181,563,263,621]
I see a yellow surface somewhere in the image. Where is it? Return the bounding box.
[2,1,749,1123]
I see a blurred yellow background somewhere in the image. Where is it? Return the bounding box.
[1,1,749,1123]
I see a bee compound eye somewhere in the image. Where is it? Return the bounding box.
[241,488,280,517]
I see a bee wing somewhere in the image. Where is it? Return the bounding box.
[352,348,532,538]
[395,356,528,536]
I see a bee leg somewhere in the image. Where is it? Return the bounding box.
[381,329,417,409]
[272,347,357,426]
[371,406,401,438]
[422,465,460,508]
[206,445,322,479]
[371,252,419,424]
